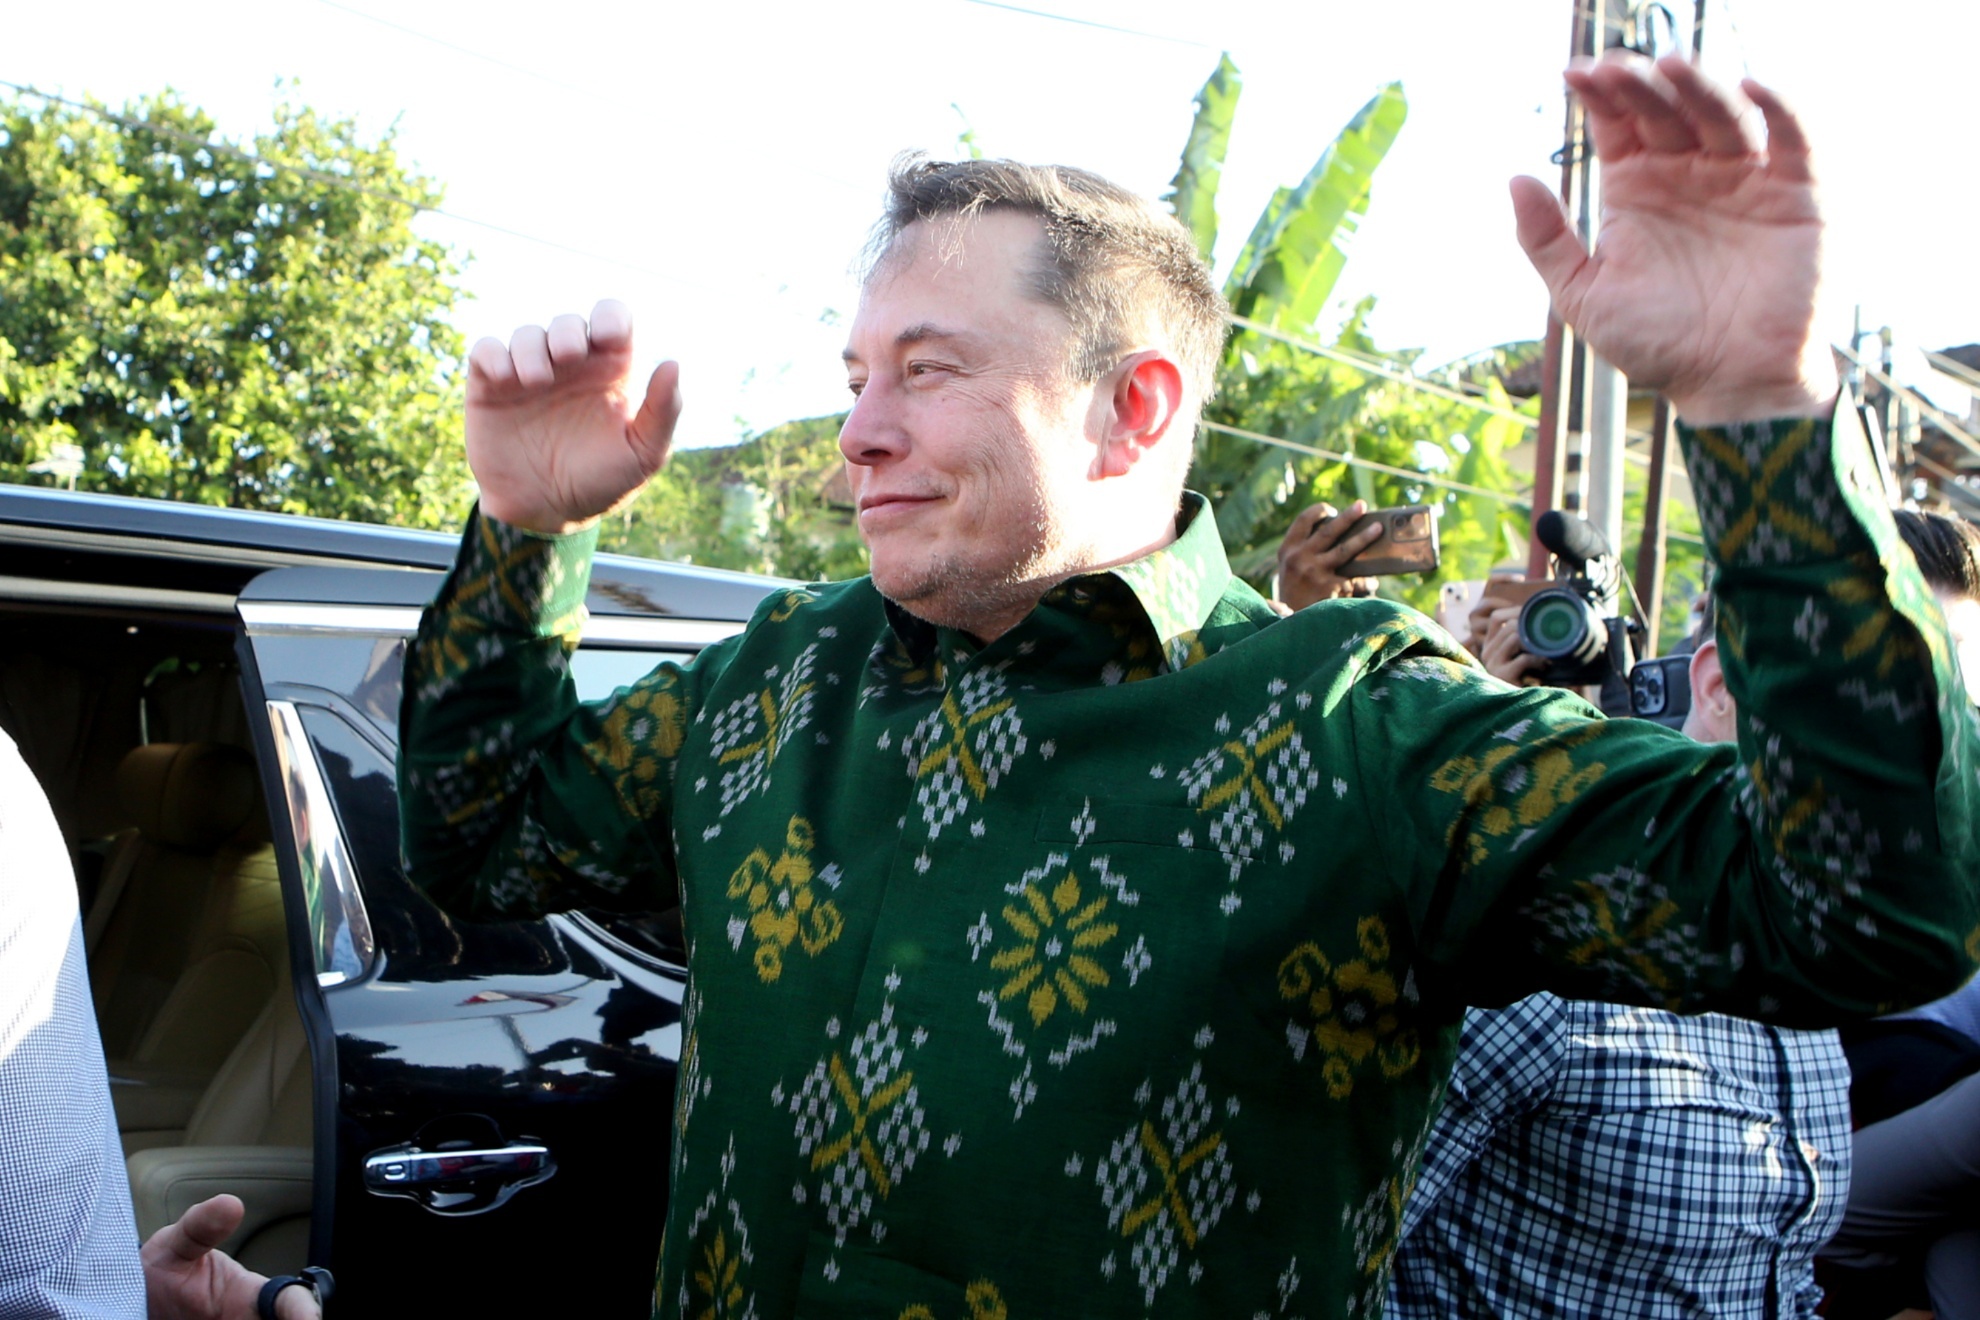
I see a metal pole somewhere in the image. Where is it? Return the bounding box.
[1580,0,1630,588]
[1634,396,1676,652]
[1585,356,1628,576]
[1528,0,1595,578]
[1529,314,1570,579]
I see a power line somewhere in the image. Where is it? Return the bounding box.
[957,0,1215,49]
[311,0,591,99]
[305,0,870,198]
[1199,419,1533,507]
[1228,315,1542,427]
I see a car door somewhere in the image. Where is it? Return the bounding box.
[234,561,759,1314]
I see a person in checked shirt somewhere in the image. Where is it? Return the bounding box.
[1382,598,1851,1318]
[398,51,1980,1319]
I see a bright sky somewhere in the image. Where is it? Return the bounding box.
[10,0,1977,449]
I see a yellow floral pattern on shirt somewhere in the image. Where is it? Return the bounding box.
[585,669,686,818]
[991,870,1118,1027]
[1691,419,1840,562]
[727,816,843,982]
[1196,720,1300,833]
[1830,558,1926,679]
[1279,916,1421,1098]
[690,1229,746,1320]
[812,1053,914,1196]
[1427,724,1608,868]
[899,1281,1008,1320]
[918,687,1016,799]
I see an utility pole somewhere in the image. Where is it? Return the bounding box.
[1629,0,1705,654]
[1531,0,1640,581]
[1527,0,1596,579]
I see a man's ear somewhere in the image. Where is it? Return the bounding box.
[1095,351,1185,480]
[1688,639,1726,712]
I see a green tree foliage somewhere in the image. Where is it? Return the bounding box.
[1620,445,1708,650]
[599,414,865,583]
[1162,54,1240,261]
[0,90,473,526]
[1174,59,1531,611]
[1197,307,1533,612]
[1223,83,1407,337]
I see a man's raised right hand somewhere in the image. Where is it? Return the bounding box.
[465,299,681,534]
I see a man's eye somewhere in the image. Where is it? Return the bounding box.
[846,380,865,397]
[907,361,949,379]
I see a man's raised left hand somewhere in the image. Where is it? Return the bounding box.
[1511,52,1837,425]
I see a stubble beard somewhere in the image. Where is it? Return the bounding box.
[876,518,1085,640]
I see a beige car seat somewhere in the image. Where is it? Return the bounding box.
[90,743,287,1146]
[125,992,315,1276]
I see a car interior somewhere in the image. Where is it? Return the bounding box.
[0,601,312,1275]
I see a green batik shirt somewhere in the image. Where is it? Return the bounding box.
[401,409,1980,1320]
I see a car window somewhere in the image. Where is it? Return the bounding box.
[570,648,694,703]
[296,703,685,977]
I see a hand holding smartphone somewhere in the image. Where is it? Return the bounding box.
[1333,504,1441,577]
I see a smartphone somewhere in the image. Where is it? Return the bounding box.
[1438,580,1487,645]
[1334,504,1441,577]
[1623,653,1693,728]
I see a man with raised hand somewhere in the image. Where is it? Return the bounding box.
[399,51,1979,1319]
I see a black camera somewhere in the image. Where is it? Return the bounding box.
[1516,511,1641,691]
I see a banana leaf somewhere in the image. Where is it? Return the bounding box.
[1206,381,1374,553]
[1163,54,1242,262]
[1226,83,1407,338]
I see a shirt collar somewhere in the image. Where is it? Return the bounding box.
[1104,491,1232,655]
[881,491,1234,666]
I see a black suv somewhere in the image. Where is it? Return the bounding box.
[0,483,782,1314]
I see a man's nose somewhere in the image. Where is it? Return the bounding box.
[838,380,906,468]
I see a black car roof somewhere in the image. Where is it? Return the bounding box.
[0,483,789,622]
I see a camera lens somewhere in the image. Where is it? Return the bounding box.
[1631,663,1668,716]
[1518,589,1606,665]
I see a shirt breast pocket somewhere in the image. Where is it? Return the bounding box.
[1034,794,1254,860]
[1024,793,1248,984]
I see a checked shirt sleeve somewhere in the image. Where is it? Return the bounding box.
[1396,995,1565,1242]
[398,512,724,922]
[1359,408,1980,1024]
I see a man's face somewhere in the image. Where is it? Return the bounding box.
[839,211,1103,638]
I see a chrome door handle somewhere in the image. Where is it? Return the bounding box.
[363,1138,555,1216]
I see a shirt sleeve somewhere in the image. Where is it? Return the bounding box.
[1357,406,1980,1024]
[397,511,733,922]
[0,733,145,1320]
[1397,994,1566,1240]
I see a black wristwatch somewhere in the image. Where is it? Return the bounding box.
[256,1266,335,1318]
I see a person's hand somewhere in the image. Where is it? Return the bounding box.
[465,299,681,534]
[141,1195,321,1320]
[1477,606,1547,687]
[1466,580,1526,659]
[1510,52,1836,425]
[1276,501,1383,610]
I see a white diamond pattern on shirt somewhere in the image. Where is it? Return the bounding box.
[1091,1059,1240,1307]
[782,999,932,1248]
[901,668,1027,838]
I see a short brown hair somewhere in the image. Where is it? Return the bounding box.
[867,156,1229,409]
